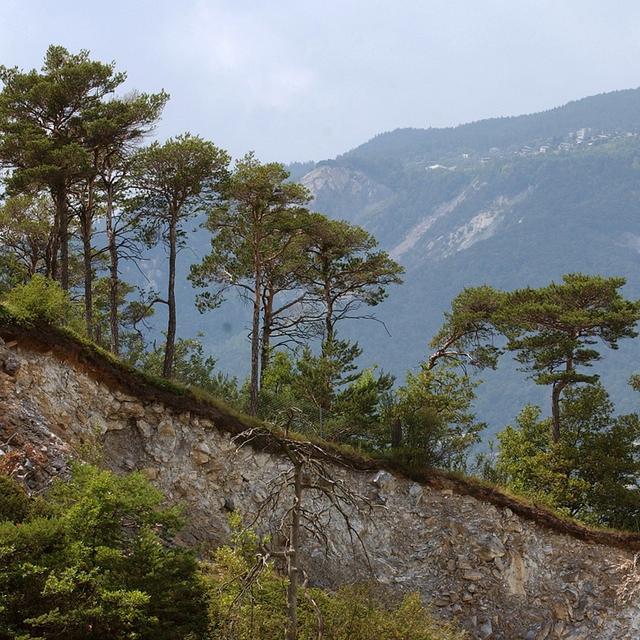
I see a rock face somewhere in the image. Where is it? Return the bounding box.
[1,342,640,639]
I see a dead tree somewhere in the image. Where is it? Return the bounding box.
[232,427,376,640]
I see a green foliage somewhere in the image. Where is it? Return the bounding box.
[131,132,230,378]
[0,194,53,283]
[190,152,313,412]
[429,274,640,442]
[0,476,30,523]
[299,213,404,343]
[202,520,466,640]
[393,364,485,470]
[315,588,466,640]
[90,278,154,356]
[500,273,640,440]
[132,133,230,227]
[491,384,640,529]
[190,153,312,314]
[429,285,504,370]
[0,465,207,640]
[259,340,394,445]
[138,336,241,406]
[501,274,640,388]
[2,275,72,325]
[0,45,125,195]
[0,253,26,296]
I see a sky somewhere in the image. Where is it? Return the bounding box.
[2,0,640,162]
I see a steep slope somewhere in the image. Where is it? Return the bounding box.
[1,320,640,639]
[338,88,640,171]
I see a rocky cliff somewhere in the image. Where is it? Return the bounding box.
[1,324,640,640]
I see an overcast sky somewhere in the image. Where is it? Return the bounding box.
[2,1,640,162]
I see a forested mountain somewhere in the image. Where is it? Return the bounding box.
[290,89,640,431]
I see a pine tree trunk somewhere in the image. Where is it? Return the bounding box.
[81,209,94,339]
[56,190,70,291]
[162,215,178,378]
[391,417,402,448]
[551,379,570,444]
[48,189,62,282]
[249,269,261,415]
[260,284,274,384]
[106,186,120,356]
[45,222,59,280]
[551,354,574,444]
[322,257,334,346]
[551,383,562,444]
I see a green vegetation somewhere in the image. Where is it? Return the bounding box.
[130,133,230,378]
[0,466,465,640]
[3,275,73,325]
[137,336,241,407]
[391,364,485,471]
[2,46,640,533]
[500,274,640,442]
[488,384,640,530]
[0,464,206,640]
[3,41,640,638]
[204,518,466,640]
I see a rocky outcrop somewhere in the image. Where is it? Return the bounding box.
[301,164,394,224]
[1,336,639,639]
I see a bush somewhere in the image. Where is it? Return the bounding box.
[491,385,640,530]
[0,463,208,640]
[2,275,71,325]
[0,475,30,523]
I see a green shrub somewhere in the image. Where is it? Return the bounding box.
[0,475,30,523]
[2,275,71,325]
[0,463,208,640]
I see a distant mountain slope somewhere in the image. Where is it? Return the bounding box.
[340,88,640,173]
[293,90,640,432]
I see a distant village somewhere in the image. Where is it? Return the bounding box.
[426,128,639,171]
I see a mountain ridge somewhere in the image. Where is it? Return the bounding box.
[337,87,640,165]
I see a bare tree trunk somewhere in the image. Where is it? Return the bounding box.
[286,462,302,640]
[105,186,120,356]
[162,214,178,378]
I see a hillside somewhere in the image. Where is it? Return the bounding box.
[294,91,640,432]
[1,316,640,639]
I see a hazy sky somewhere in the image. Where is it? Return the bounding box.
[2,1,640,161]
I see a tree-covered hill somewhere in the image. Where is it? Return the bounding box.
[336,88,640,175]
[118,88,640,436]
